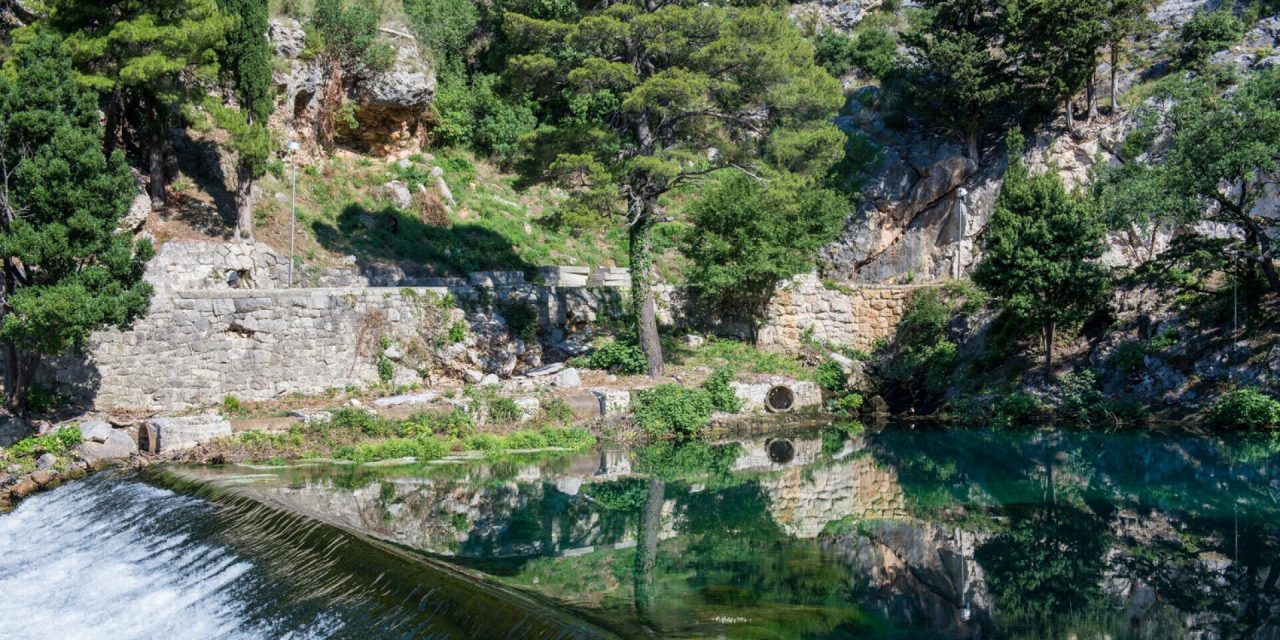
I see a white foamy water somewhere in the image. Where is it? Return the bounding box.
[0,474,341,640]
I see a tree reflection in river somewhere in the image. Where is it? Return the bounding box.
[167,424,1280,639]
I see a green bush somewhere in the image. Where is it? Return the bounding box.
[541,397,576,423]
[1059,370,1105,426]
[447,320,467,343]
[487,396,522,424]
[7,426,81,458]
[832,393,864,415]
[1209,387,1280,430]
[814,359,847,392]
[327,408,391,436]
[633,384,715,439]
[337,435,450,463]
[505,429,549,449]
[23,385,63,414]
[1178,7,1244,68]
[540,426,596,450]
[222,395,244,415]
[497,298,538,341]
[701,366,742,413]
[376,355,395,382]
[463,433,503,451]
[991,392,1045,429]
[1109,340,1146,376]
[584,339,648,375]
[402,409,474,438]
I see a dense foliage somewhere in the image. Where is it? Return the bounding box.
[0,37,155,411]
[974,131,1109,375]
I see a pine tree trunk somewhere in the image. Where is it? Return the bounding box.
[1064,98,1075,136]
[1043,321,1056,380]
[148,144,166,206]
[1087,71,1099,119]
[1110,47,1120,113]
[3,343,39,414]
[629,204,664,379]
[235,159,255,240]
[633,478,665,624]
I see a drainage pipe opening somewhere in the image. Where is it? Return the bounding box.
[765,385,795,413]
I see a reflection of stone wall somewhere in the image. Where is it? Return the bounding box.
[759,453,908,538]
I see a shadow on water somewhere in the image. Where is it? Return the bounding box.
[312,203,535,278]
[153,425,1280,640]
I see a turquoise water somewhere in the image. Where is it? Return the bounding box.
[4,425,1278,638]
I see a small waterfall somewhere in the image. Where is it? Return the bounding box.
[0,472,612,640]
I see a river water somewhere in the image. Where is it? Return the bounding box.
[1,425,1277,639]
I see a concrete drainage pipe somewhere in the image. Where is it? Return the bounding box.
[767,438,795,464]
[765,385,795,413]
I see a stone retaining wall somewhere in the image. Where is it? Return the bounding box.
[35,241,923,411]
[757,273,925,352]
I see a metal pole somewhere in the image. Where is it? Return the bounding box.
[288,143,297,288]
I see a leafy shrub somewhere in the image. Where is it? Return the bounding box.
[584,339,647,375]
[814,27,899,78]
[403,409,474,438]
[832,393,864,414]
[487,396,522,424]
[312,0,393,72]
[701,366,742,413]
[447,320,467,343]
[376,355,395,382]
[540,426,596,450]
[505,429,548,449]
[584,477,650,511]
[633,384,714,439]
[1059,370,1105,426]
[327,408,391,436]
[337,435,449,463]
[222,395,244,415]
[23,385,63,414]
[1109,340,1146,376]
[880,289,958,409]
[463,433,503,451]
[991,392,1045,429]
[814,359,847,392]
[7,426,81,458]
[1178,7,1244,68]
[1209,387,1280,430]
[541,397,575,423]
[497,298,538,341]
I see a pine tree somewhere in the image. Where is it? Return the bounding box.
[38,0,231,206]
[1102,0,1155,112]
[505,2,845,377]
[974,130,1109,376]
[0,37,154,412]
[216,0,273,239]
[902,0,1015,160]
[1005,0,1108,133]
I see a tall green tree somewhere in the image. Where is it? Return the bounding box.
[1005,0,1108,133]
[0,37,154,412]
[902,0,1014,160]
[973,130,1109,376]
[37,0,231,205]
[1101,0,1155,112]
[684,173,847,342]
[506,2,844,377]
[216,0,273,239]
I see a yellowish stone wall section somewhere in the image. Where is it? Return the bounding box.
[757,273,930,352]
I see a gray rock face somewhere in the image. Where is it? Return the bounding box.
[76,430,137,470]
[0,415,28,448]
[118,192,151,233]
[372,392,440,407]
[143,415,231,454]
[35,453,55,470]
[358,34,436,109]
[269,18,306,58]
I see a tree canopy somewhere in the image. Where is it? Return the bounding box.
[0,36,154,411]
[974,130,1109,375]
[504,0,846,376]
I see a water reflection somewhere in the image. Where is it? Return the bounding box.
[170,425,1280,639]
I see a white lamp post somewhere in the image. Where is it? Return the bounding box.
[287,141,300,288]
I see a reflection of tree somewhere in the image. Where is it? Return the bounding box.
[634,478,664,627]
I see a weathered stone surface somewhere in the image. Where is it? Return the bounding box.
[144,415,231,454]
[77,419,114,443]
[0,415,28,448]
[76,430,138,470]
[526,362,566,377]
[8,477,37,499]
[118,192,151,233]
[378,180,413,209]
[30,469,55,486]
[590,388,631,417]
[35,453,55,470]
[372,392,440,408]
[553,367,582,389]
[730,379,823,413]
[268,18,306,58]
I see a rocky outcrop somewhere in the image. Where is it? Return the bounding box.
[270,18,436,156]
[819,88,1002,283]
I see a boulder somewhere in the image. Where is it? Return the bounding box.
[77,419,114,444]
[29,469,55,487]
[553,367,582,389]
[378,181,413,209]
[8,477,37,499]
[76,430,138,470]
[142,414,231,454]
[0,414,28,448]
[35,453,55,470]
